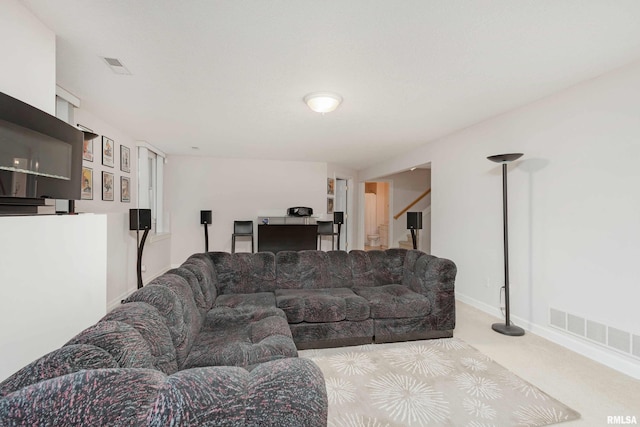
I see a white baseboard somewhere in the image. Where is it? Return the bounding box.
[456,293,640,380]
[106,267,171,312]
[107,289,136,312]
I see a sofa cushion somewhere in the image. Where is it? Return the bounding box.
[353,284,431,319]
[366,248,409,286]
[123,285,198,368]
[208,252,277,294]
[165,267,208,312]
[214,292,276,309]
[102,302,178,374]
[181,253,219,308]
[65,320,155,369]
[182,306,297,369]
[146,359,327,427]
[0,368,166,427]
[0,344,118,398]
[275,288,369,323]
[275,251,332,290]
[348,250,375,287]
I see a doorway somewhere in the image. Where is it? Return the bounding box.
[364,181,390,250]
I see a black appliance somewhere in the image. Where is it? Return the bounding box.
[287,206,313,217]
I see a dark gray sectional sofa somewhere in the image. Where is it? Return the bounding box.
[0,248,455,426]
[210,248,457,349]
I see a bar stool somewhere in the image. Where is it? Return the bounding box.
[317,221,337,251]
[232,221,254,253]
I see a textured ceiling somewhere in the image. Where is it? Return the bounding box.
[21,0,640,170]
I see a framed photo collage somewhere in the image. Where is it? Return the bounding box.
[80,125,131,203]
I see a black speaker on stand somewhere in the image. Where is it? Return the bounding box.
[488,153,525,337]
[129,209,152,289]
[407,212,422,250]
[201,210,212,252]
[333,211,344,250]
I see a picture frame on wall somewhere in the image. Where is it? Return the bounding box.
[327,197,334,214]
[79,124,94,162]
[102,136,114,167]
[120,145,130,173]
[81,166,93,200]
[102,171,114,201]
[121,176,130,202]
[327,178,335,195]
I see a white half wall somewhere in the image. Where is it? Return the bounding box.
[0,214,107,381]
[360,58,640,378]
[0,0,55,114]
[166,156,328,265]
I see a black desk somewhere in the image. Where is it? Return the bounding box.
[258,224,318,254]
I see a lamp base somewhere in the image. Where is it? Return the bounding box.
[491,322,525,336]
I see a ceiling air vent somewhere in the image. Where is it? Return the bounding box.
[102,57,131,75]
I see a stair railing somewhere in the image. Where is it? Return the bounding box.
[393,188,431,220]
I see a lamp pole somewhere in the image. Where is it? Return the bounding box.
[488,153,524,336]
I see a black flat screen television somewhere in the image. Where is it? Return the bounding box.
[0,92,82,214]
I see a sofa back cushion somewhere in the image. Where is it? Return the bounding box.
[181,253,219,308]
[0,368,166,426]
[65,321,155,369]
[209,252,277,294]
[102,302,178,374]
[276,251,333,290]
[361,248,408,286]
[150,273,205,334]
[123,285,198,368]
[165,267,208,313]
[348,250,375,287]
[0,344,118,398]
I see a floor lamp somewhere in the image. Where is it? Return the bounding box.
[488,153,524,336]
[201,210,212,252]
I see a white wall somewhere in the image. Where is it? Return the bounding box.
[387,169,431,248]
[0,0,55,114]
[74,108,171,308]
[166,156,328,265]
[0,215,107,381]
[360,59,640,378]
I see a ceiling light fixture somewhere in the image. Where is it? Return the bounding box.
[304,92,342,114]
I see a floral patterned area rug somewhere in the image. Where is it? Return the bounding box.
[299,338,580,427]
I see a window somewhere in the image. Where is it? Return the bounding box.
[137,142,165,234]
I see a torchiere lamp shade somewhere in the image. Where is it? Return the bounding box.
[129,209,151,230]
[487,153,523,163]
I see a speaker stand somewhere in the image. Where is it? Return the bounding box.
[136,228,150,289]
[410,229,418,250]
[203,223,209,252]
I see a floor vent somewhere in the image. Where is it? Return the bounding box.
[549,308,639,361]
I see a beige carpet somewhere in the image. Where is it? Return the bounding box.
[299,338,580,427]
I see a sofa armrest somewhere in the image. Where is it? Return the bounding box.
[147,359,327,426]
[404,253,457,330]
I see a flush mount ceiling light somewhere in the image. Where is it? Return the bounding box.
[304,92,343,114]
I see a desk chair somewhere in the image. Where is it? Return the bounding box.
[317,221,338,251]
[232,221,254,253]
